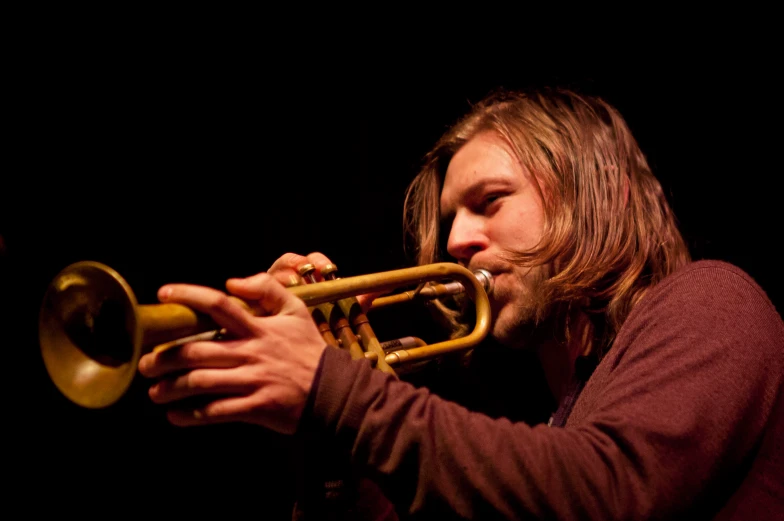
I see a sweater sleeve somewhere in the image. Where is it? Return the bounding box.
[302,261,784,520]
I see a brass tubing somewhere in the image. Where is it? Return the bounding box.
[288,263,492,367]
[140,297,259,351]
[370,281,467,309]
[381,266,491,366]
[331,314,367,361]
[40,261,491,408]
[298,264,342,349]
[380,336,427,352]
[137,303,216,348]
[312,306,341,348]
[288,263,486,307]
[353,319,397,376]
[320,265,396,375]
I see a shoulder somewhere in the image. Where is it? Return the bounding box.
[653,259,774,299]
[634,260,781,325]
[571,261,783,477]
[614,259,783,366]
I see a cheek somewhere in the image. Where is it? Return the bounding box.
[520,199,546,244]
[491,209,544,250]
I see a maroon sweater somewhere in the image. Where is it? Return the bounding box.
[300,261,784,520]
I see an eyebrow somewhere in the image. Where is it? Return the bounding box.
[440,176,516,219]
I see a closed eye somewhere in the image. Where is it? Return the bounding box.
[477,192,507,214]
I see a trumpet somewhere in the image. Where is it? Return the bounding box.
[39,261,493,409]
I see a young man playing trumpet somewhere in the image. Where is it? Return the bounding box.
[138,88,784,520]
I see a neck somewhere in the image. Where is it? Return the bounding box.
[535,311,592,403]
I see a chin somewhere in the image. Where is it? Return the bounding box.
[489,298,542,349]
[490,312,529,349]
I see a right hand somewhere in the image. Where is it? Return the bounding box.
[137,270,328,433]
[267,252,384,313]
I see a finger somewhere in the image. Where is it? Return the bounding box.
[158,284,256,337]
[303,252,338,281]
[301,252,383,311]
[166,394,301,433]
[267,268,303,289]
[267,252,309,286]
[268,252,309,272]
[263,252,380,312]
[166,395,257,427]
[226,272,305,317]
[357,291,387,313]
[138,339,246,378]
[267,252,337,283]
[148,367,255,405]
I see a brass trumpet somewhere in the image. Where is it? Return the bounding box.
[39,261,493,409]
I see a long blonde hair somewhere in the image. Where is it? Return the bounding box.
[403,88,690,355]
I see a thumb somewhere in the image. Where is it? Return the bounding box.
[356,290,388,313]
[227,273,304,316]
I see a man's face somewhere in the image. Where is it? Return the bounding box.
[440,131,547,348]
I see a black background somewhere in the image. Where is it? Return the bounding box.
[3,20,782,519]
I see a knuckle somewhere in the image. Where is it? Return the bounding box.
[185,370,209,391]
[307,251,329,262]
[268,269,294,285]
[291,298,309,314]
[280,252,307,268]
[208,293,233,314]
[178,343,205,365]
[253,272,283,291]
[257,272,276,285]
[307,252,334,271]
[202,400,236,421]
[238,343,264,364]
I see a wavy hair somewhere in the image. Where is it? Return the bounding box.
[403,87,691,355]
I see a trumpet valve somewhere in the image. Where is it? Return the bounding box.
[298,263,318,284]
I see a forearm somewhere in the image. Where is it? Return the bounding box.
[304,348,625,520]
[304,345,781,520]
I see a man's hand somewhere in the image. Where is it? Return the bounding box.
[137,271,327,434]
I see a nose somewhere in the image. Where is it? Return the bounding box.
[446,209,488,265]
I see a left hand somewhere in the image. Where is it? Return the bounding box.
[137,271,327,434]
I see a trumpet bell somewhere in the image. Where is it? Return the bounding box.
[39,261,142,408]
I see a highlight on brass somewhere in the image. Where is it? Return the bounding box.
[39,260,493,409]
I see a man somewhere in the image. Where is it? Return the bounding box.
[138,88,783,519]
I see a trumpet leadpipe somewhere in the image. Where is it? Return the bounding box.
[369,268,493,309]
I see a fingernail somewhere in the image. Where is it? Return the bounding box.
[159,286,173,301]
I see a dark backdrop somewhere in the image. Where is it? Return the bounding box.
[4,34,781,519]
